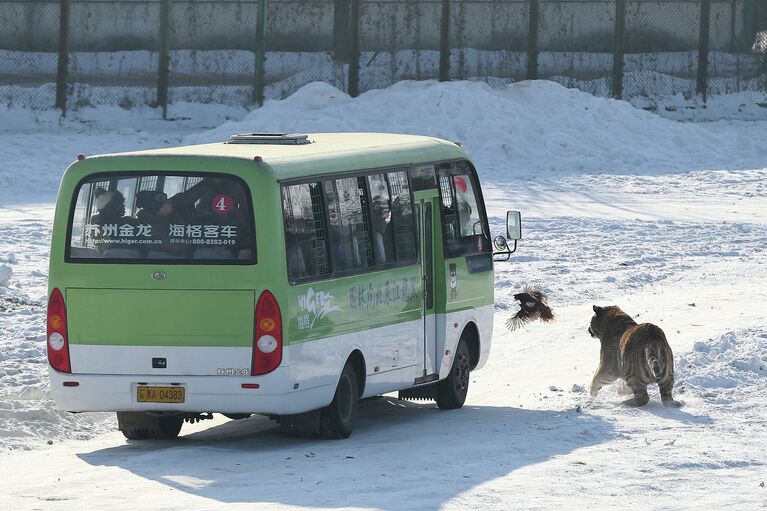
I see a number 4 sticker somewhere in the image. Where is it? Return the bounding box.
[212,194,233,215]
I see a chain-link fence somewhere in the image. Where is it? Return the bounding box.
[67,0,161,109]
[0,0,60,109]
[1,0,765,114]
[536,0,615,96]
[449,0,529,84]
[265,0,342,99]
[359,0,442,90]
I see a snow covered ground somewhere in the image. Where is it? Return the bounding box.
[0,80,765,509]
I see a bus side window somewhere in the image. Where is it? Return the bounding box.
[282,182,330,280]
[437,164,490,257]
[387,170,416,262]
[327,177,373,272]
[367,173,396,265]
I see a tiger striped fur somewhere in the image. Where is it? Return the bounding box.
[588,305,681,407]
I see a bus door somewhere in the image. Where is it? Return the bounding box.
[415,194,439,381]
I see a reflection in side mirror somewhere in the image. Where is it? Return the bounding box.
[493,235,508,252]
[506,211,522,241]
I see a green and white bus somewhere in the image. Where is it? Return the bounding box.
[47,132,521,439]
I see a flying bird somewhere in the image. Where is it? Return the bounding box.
[505,286,555,331]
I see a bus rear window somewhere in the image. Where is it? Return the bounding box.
[67,173,255,263]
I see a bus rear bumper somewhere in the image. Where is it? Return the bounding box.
[48,368,335,416]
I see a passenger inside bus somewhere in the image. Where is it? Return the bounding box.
[90,188,141,258]
[135,190,184,259]
[370,194,394,264]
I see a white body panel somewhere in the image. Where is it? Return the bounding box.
[437,305,494,379]
[50,306,493,414]
[287,318,422,399]
[69,345,253,375]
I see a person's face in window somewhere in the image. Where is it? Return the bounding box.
[97,191,126,219]
[110,202,126,218]
[372,197,391,227]
[158,200,174,217]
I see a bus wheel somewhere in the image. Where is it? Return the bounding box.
[319,362,360,439]
[117,412,183,440]
[436,338,470,410]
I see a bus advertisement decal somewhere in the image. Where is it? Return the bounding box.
[298,288,342,330]
[348,276,419,311]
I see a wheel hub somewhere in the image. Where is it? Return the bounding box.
[454,352,469,392]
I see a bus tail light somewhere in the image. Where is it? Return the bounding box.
[252,290,282,375]
[47,288,71,373]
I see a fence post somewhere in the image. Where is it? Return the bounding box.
[348,0,360,97]
[333,0,351,63]
[253,0,267,106]
[526,0,539,80]
[439,0,450,81]
[697,0,711,101]
[728,0,736,51]
[157,0,171,119]
[55,0,71,114]
[741,0,755,52]
[612,0,626,99]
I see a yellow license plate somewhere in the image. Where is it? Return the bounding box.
[137,386,185,403]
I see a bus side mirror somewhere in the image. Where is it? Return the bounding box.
[506,211,522,241]
[495,211,521,262]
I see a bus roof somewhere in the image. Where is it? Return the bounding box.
[83,133,470,181]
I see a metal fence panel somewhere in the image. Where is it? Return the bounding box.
[66,0,161,108]
[450,0,529,84]
[707,0,767,95]
[537,0,615,96]
[0,0,60,109]
[1,0,765,111]
[358,0,442,93]
[623,0,701,98]
[263,0,341,100]
[168,0,260,106]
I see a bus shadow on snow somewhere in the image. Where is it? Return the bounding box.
[79,398,613,510]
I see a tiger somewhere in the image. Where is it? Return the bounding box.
[587,305,681,407]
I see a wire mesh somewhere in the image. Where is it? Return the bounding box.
[66,0,161,109]
[623,0,700,98]
[450,0,529,84]
[358,0,442,93]
[707,0,767,95]
[537,0,615,97]
[0,0,60,109]
[263,0,340,100]
[1,0,766,110]
[168,0,260,105]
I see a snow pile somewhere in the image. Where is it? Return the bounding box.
[0,334,113,450]
[0,265,10,287]
[631,90,767,122]
[185,80,767,179]
[677,327,767,405]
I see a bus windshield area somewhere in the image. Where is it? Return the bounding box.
[67,173,255,263]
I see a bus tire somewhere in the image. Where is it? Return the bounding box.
[117,412,183,440]
[436,338,470,410]
[319,362,359,439]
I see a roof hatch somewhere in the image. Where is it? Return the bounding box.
[227,133,311,145]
